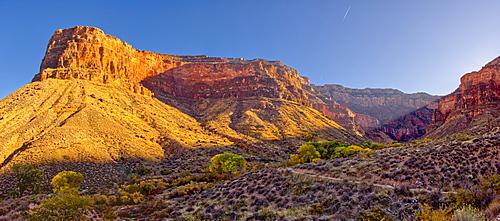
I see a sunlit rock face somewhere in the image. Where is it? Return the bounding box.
[34,26,312,105]
[142,60,311,105]
[424,56,500,137]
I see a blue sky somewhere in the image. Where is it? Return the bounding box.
[1,1,500,99]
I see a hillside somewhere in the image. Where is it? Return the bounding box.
[0,78,233,171]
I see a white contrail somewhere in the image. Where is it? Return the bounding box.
[342,5,351,22]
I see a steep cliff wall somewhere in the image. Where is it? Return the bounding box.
[372,55,500,141]
[424,56,500,137]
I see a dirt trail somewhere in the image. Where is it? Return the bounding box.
[284,168,456,194]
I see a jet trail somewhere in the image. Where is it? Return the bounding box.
[342,5,351,22]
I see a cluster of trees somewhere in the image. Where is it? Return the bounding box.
[288,141,382,165]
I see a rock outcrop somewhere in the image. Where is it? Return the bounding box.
[372,55,500,141]
[142,60,310,105]
[424,56,500,137]
[34,26,311,105]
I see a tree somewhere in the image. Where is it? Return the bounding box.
[26,171,93,221]
[51,171,84,193]
[209,153,247,175]
[297,143,321,163]
[25,192,94,221]
[332,145,371,158]
[10,164,44,198]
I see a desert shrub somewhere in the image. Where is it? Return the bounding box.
[252,209,279,220]
[121,179,168,196]
[171,181,215,198]
[297,143,321,163]
[288,141,371,165]
[302,131,318,141]
[456,136,471,142]
[288,154,303,166]
[25,193,94,221]
[117,191,144,205]
[355,206,393,221]
[10,164,44,198]
[452,205,486,221]
[362,141,387,150]
[209,153,247,175]
[414,204,451,221]
[390,141,404,147]
[51,171,84,193]
[331,145,371,158]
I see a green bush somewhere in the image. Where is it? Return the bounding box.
[51,171,84,193]
[209,153,247,175]
[26,193,93,220]
[355,206,393,221]
[10,164,44,198]
[302,131,318,141]
[288,141,372,166]
[26,171,93,221]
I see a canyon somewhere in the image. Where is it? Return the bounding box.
[2,25,500,169]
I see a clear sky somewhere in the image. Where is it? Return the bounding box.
[1,0,500,99]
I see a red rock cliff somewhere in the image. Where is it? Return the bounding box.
[141,60,310,105]
[34,26,311,105]
[425,56,500,137]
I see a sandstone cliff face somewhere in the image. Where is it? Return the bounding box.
[372,55,500,141]
[314,84,440,131]
[424,56,500,137]
[34,26,311,105]
[31,26,366,139]
[142,60,310,105]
